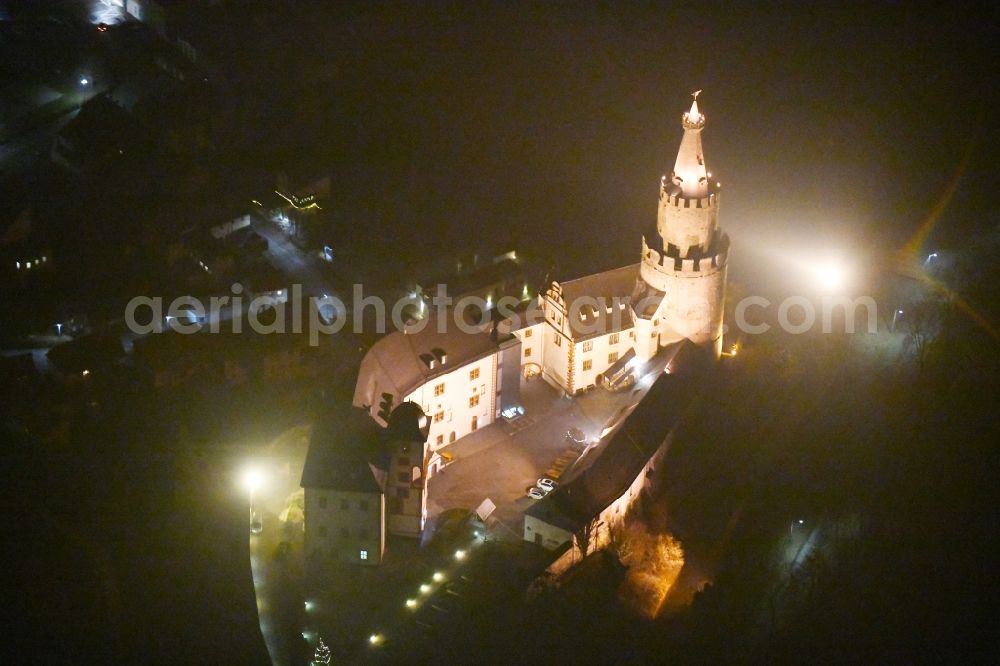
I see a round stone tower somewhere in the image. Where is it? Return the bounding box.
[633,93,729,359]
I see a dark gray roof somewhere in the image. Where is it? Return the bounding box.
[525,340,709,533]
[301,406,385,493]
[386,402,430,442]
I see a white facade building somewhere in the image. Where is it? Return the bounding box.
[347,95,730,546]
[353,316,522,477]
[511,94,729,394]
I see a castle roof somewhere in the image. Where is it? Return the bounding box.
[353,313,508,408]
[301,406,385,493]
[671,92,710,199]
[386,401,430,442]
[525,340,708,533]
[550,263,639,341]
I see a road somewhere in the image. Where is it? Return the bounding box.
[427,362,666,540]
[245,427,311,666]
[253,218,346,301]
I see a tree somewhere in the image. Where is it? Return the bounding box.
[311,638,331,665]
[901,299,942,374]
[575,516,600,559]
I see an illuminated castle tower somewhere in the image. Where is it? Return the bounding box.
[633,92,730,359]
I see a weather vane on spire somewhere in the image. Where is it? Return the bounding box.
[682,90,706,130]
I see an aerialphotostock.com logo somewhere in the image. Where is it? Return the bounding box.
[124,283,880,346]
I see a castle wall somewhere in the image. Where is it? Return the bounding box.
[385,439,428,537]
[541,322,572,392]
[640,237,728,356]
[570,330,634,392]
[513,322,546,377]
[656,190,719,257]
[406,353,497,451]
[305,488,385,565]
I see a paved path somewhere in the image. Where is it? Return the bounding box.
[427,370,658,539]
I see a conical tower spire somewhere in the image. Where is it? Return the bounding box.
[671,91,709,198]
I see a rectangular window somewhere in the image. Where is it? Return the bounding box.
[555,336,562,347]
[469,394,480,408]
[360,549,368,561]
[436,434,444,445]
[449,431,456,443]
[397,456,409,466]
[398,472,409,483]
[524,347,532,356]
[471,415,478,431]
[434,383,445,396]
[583,341,593,352]
[359,500,369,511]
[396,487,409,499]
[434,411,444,423]
[608,352,619,364]
[583,359,592,371]
[319,497,327,509]
[524,328,533,338]
[469,367,480,381]
[609,333,620,345]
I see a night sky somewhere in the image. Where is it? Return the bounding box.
[180,1,996,279]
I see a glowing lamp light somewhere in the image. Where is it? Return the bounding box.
[419,584,430,594]
[369,633,384,646]
[813,260,849,292]
[432,572,445,582]
[243,467,262,494]
[405,599,417,609]
[454,549,466,560]
[80,77,90,86]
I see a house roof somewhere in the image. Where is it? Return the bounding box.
[353,314,507,408]
[301,402,429,492]
[301,406,385,493]
[552,263,639,340]
[525,340,709,533]
[386,401,430,442]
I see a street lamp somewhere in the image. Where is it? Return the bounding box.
[813,260,849,293]
[79,77,90,86]
[243,467,263,532]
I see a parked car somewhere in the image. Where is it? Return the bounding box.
[527,487,545,500]
[537,478,557,493]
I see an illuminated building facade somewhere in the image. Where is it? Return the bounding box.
[514,93,730,394]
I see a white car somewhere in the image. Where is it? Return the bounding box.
[537,478,557,493]
[527,487,545,500]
